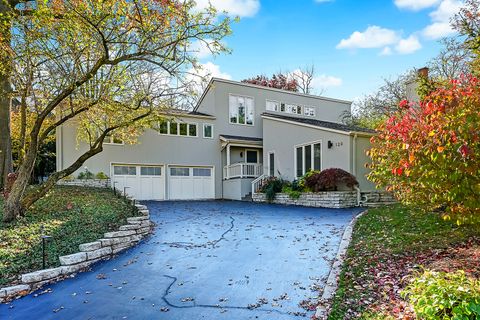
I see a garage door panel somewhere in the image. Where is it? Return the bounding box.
[112,165,164,201]
[169,167,214,200]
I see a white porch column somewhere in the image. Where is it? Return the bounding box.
[226,144,231,179]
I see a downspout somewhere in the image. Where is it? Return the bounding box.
[353,133,357,177]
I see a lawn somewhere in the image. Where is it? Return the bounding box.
[328,205,480,319]
[0,186,138,287]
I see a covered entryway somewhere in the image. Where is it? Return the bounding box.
[111,164,165,201]
[168,166,214,200]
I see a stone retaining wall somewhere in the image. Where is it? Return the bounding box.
[252,191,396,208]
[0,203,153,302]
[253,191,358,208]
[57,179,111,188]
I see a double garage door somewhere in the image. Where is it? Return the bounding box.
[112,164,214,201]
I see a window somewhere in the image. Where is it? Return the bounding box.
[179,123,188,136]
[114,166,136,175]
[305,145,312,172]
[193,168,211,177]
[285,104,302,115]
[266,100,279,112]
[159,121,168,134]
[229,94,254,125]
[269,152,275,177]
[246,150,258,163]
[159,121,197,137]
[188,124,197,137]
[169,122,178,135]
[170,167,190,176]
[266,99,316,117]
[141,166,161,176]
[105,133,123,145]
[296,147,303,177]
[304,107,315,117]
[296,142,322,177]
[314,143,321,170]
[203,124,213,138]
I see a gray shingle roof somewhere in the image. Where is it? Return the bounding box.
[262,113,376,134]
[219,135,263,142]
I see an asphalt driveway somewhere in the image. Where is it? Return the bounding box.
[1,201,362,320]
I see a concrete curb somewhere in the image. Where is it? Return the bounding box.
[0,198,153,303]
[314,210,368,319]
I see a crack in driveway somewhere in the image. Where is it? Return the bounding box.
[162,216,235,249]
[161,275,300,317]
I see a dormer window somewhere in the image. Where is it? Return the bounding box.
[229,94,254,126]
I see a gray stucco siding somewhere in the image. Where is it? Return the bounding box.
[207,81,350,140]
[262,118,351,182]
[58,117,224,199]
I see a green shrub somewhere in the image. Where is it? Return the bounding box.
[282,185,301,199]
[260,177,288,202]
[78,170,94,180]
[95,172,109,180]
[401,270,480,320]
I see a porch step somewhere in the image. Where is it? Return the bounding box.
[241,193,253,202]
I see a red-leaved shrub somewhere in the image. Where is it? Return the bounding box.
[304,168,359,192]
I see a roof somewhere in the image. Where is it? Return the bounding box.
[160,109,215,119]
[219,134,263,142]
[194,78,352,112]
[262,113,376,135]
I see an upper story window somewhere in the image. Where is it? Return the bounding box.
[105,133,123,145]
[158,121,198,137]
[229,94,254,126]
[266,100,279,112]
[304,107,316,117]
[286,104,302,115]
[203,124,213,138]
[266,99,316,117]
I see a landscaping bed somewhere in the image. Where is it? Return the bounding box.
[0,186,138,287]
[327,205,480,319]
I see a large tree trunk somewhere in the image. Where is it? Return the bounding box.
[3,139,38,222]
[0,2,13,190]
[0,77,13,190]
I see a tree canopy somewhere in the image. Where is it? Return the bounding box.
[0,0,232,222]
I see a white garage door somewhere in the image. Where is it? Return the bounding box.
[168,167,214,200]
[112,165,165,201]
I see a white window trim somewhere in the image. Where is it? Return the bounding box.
[104,135,124,145]
[244,149,260,164]
[268,151,275,177]
[265,98,316,118]
[266,99,280,112]
[304,106,316,117]
[294,140,322,178]
[187,123,199,137]
[158,121,198,138]
[203,123,214,139]
[229,93,255,126]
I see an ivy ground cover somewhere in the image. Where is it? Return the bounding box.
[0,186,136,287]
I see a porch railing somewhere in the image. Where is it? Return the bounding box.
[251,174,267,195]
[223,163,263,179]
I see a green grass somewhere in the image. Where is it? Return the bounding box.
[0,186,138,286]
[328,205,480,320]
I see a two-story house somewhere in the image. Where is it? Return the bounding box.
[56,78,376,201]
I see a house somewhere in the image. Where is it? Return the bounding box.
[56,78,376,201]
